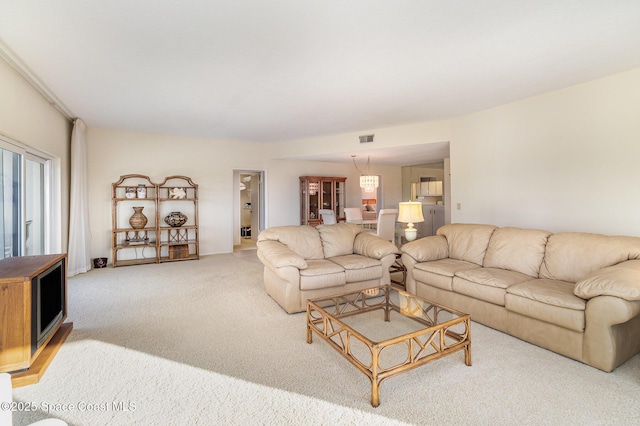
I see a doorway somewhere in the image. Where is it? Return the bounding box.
[233,170,265,250]
[359,175,383,221]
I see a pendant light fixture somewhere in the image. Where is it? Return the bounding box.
[352,155,379,193]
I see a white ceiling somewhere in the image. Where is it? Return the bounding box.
[1,1,640,164]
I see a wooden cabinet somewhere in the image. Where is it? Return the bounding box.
[157,176,199,263]
[300,176,346,226]
[112,174,199,267]
[416,205,445,237]
[0,254,72,386]
[419,181,443,196]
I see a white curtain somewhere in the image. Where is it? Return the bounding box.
[67,118,91,276]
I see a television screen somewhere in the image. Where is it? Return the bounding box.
[32,260,65,353]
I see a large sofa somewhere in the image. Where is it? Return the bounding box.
[400,223,640,372]
[257,223,398,313]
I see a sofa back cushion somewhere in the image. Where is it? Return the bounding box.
[437,224,497,266]
[316,223,362,258]
[257,225,324,260]
[539,233,640,282]
[484,227,551,277]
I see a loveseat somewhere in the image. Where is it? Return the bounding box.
[400,223,640,372]
[257,223,398,313]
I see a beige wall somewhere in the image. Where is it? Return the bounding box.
[0,58,72,252]
[86,128,403,257]
[273,68,640,237]
[88,67,640,259]
[450,68,640,235]
[87,128,265,257]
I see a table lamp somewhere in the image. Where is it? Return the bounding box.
[398,201,424,241]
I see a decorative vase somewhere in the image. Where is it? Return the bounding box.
[129,207,148,229]
[164,211,187,227]
[137,184,147,199]
[93,257,108,268]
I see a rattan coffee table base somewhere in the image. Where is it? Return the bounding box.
[306,285,471,407]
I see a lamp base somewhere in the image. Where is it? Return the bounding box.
[404,224,418,242]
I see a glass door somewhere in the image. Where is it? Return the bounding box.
[308,178,320,222]
[0,140,51,259]
[335,180,345,220]
[25,156,46,255]
[321,180,334,211]
[1,146,20,258]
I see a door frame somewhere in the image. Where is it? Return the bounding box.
[233,169,266,247]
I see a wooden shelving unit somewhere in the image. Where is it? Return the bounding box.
[157,176,199,263]
[112,174,158,267]
[111,174,199,267]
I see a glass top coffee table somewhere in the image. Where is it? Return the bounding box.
[306,285,471,407]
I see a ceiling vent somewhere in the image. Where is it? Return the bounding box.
[359,134,374,144]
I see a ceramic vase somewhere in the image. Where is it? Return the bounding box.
[164,211,187,227]
[137,184,147,199]
[129,207,148,229]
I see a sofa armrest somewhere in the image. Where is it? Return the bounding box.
[583,296,640,371]
[353,233,398,259]
[400,235,449,263]
[574,259,640,301]
[256,240,307,269]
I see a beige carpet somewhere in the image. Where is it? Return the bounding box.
[12,253,640,425]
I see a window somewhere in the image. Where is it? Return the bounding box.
[1,137,53,259]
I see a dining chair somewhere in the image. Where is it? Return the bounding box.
[318,209,337,224]
[370,209,405,287]
[373,209,398,243]
[344,207,363,224]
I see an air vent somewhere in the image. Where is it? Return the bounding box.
[359,134,374,144]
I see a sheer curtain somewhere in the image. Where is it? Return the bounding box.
[67,118,91,276]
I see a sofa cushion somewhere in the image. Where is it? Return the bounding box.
[453,267,533,306]
[483,227,551,277]
[415,258,480,277]
[508,279,585,310]
[258,225,324,260]
[329,254,383,282]
[316,223,361,258]
[437,224,497,265]
[456,267,533,289]
[299,259,346,290]
[413,259,479,291]
[539,233,636,283]
[506,279,586,332]
[574,259,640,301]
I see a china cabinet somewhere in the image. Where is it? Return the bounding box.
[300,176,346,226]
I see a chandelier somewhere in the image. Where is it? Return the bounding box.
[352,155,379,193]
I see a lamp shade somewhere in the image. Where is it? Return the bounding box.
[398,202,424,224]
